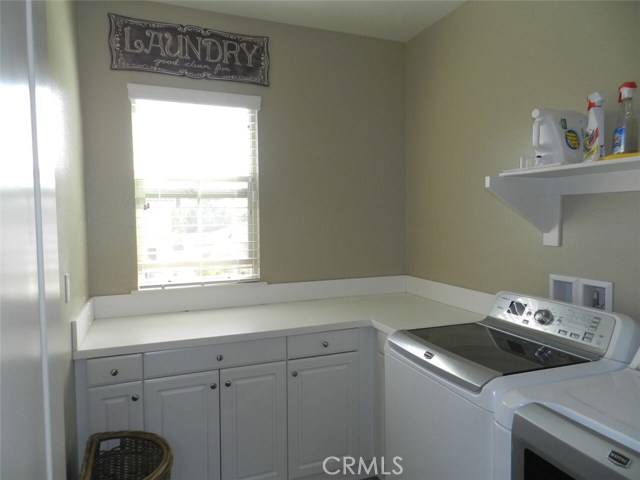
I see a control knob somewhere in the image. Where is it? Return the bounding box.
[534,309,554,326]
[534,346,553,363]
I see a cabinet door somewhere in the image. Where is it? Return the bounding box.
[220,361,287,480]
[88,382,143,434]
[288,352,359,479]
[144,371,220,480]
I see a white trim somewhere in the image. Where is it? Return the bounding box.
[87,276,495,320]
[92,276,407,319]
[25,2,54,477]
[70,300,94,351]
[405,276,494,315]
[127,83,261,110]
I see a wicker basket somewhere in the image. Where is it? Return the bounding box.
[80,431,173,480]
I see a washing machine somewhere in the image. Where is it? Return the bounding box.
[495,345,640,479]
[384,291,640,480]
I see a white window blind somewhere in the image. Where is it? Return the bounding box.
[128,85,260,288]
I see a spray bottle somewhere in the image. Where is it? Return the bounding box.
[611,81,638,155]
[583,91,605,161]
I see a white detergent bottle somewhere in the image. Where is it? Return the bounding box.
[612,81,638,154]
[532,108,586,165]
[583,91,605,161]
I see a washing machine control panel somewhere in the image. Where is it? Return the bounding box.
[489,292,616,356]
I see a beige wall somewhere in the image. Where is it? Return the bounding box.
[77,1,406,296]
[50,2,89,328]
[78,1,639,319]
[46,0,88,473]
[406,1,640,318]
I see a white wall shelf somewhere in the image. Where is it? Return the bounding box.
[485,156,640,246]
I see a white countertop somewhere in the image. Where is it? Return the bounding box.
[74,292,484,359]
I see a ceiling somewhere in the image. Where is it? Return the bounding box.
[157,1,465,42]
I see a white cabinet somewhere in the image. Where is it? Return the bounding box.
[374,331,387,461]
[87,382,143,434]
[77,327,375,480]
[144,371,221,480]
[287,329,360,479]
[220,362,287,480]
[85,354,144,435]
[143,339,287,480]
[143,362,286,480]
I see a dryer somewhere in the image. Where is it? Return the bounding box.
[495,345,640,479]
[385,292,640,480]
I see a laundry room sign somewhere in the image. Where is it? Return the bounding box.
[108,13,270,86]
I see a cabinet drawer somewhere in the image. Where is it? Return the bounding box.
[287,328,359,359]
[87,354,143,387]
[144,337,286,378]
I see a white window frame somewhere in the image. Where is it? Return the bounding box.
[128,84,261,289]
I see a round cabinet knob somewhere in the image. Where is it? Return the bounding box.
[210,383,217,390]
[216,354,224,361]
[534,309,554,326]
[110,368,119,376]
[291,371,298,377]
[322,341,329,348]
[131,394,139,402]
[225,381,232,387]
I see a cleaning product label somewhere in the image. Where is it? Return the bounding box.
[565,130,581,149]
[583,127,601,159]
[531,108,586,164]
[584,91,605,161]
[612,126,625,154]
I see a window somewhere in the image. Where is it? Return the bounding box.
[128,84,260,288]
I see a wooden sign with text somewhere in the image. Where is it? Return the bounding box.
[108,13,270,86]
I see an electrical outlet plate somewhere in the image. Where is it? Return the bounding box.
[549,274,613,312]
[580,278,613,312]
[549,274,579,304]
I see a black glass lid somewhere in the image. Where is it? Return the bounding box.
[407,323,590,376]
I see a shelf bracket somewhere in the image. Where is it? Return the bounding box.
[485,157,640,247]
[485,176,562,246]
